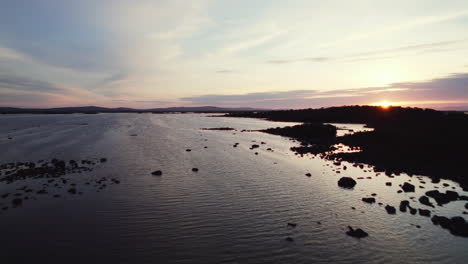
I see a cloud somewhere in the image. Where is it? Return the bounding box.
[0,73,60,93]
[216,69,236,74]
[267,60,292,64]
[267,40,465,64]
[302,57,330,62]
[348,40,462,58]
[181,72,468,109]
[267,57,331,64]
[0,73,108,107]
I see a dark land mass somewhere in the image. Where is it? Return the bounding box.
[226,106,468,189]
[0,106,266,114]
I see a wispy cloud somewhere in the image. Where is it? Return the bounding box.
[216,69,236,74]
[0,73,60,93]
[267,39,465,64]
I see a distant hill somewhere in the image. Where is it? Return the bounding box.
[0,106,266,114]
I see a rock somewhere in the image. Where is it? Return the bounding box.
[425,190,459,205]
[285,237,294,242]
[186,149,191,152]
[68,188,76,194]
[385,182,392,186]
[250,144,260,150]
[346,226,368,238]
[287,223,297,228]
[399,200,410,212]
[100,158,107,163]
[362,197,376,204]
[305,173,311,177]
[152,170,162,176]
[192,168,199,172]
[432,215,468,237]
[12,198,22,207]
[419,209,431,217]
[338,177,356,189]
[418,196,434,207]
[465,203,468,210]
[409,207,417,215]
[402,182,415,192]
[385,205,396,214]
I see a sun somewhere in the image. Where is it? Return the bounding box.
[373,101,394,109]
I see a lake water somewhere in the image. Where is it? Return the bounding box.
[0,113,467,263]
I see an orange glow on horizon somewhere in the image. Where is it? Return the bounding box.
[372,101,395,109]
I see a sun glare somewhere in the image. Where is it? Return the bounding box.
[373,101,394,109]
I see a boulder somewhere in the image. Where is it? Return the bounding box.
[419,209,431,217]
[425,190,459,205]
[152,170,162,176]
[401,182,415,192]
[12,198,22,207]
[385,205,396,214]
[432,215,468,237]
[338,177,356,189]
[399,200,410,212]
[418,196,434,207]
[362,197,376,204]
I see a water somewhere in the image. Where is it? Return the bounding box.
[0,113,467,263]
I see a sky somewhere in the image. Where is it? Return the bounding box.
[0,0,467,110]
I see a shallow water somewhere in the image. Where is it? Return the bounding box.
[0,113,467,264]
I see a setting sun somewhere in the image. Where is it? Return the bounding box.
[373,101,394,109]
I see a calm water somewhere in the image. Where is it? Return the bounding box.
[0,113,467,264]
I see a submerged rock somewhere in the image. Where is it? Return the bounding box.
[192,168,199,172]
[287,223,297,228]
[346,226,368,238]
[305,173,312,177]
[338,177,356,189]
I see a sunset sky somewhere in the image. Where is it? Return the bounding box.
[0,0,467,109]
